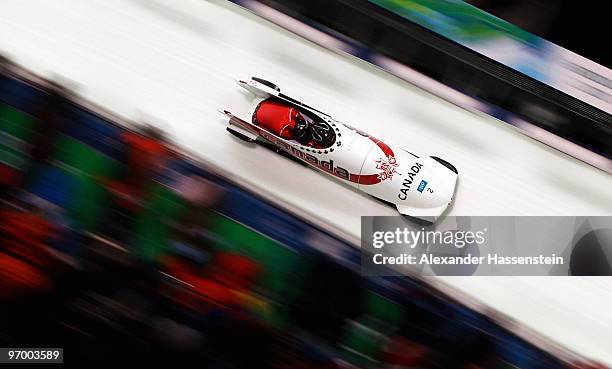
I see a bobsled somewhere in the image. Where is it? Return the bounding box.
[222,77,458,221]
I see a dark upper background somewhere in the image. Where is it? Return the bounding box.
[466,0,610,68]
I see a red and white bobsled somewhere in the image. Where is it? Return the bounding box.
[222,77,458,221]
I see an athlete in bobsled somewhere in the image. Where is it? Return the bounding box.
[253,99,335,149]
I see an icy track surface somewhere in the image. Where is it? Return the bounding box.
[1,0,611,364]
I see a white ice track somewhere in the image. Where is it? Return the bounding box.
[1,0,611,364]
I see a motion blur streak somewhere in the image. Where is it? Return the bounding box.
[0,0,611,366]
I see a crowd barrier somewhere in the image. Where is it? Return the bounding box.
[230,0,612,174]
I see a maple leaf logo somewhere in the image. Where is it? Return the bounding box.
[375,156,398,181]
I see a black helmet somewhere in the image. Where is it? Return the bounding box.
[292,115,312,144]
[310,122,335,147]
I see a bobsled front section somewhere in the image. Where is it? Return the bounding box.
[359,145,458,220]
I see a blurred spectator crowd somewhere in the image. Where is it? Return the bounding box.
[0,58,607,368]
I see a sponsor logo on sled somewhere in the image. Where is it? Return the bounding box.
[417,180,428,193]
